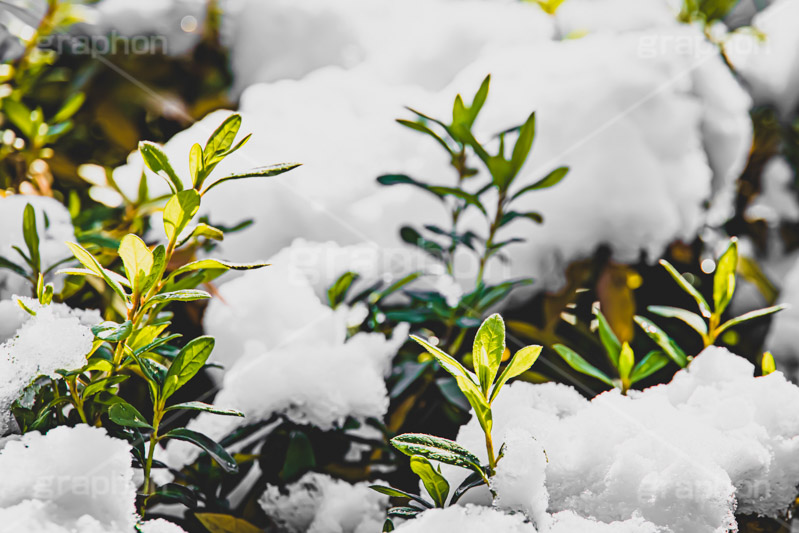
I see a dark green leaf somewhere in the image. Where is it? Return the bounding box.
[164,401,243,416]
[108,401,152,429]
[22,204,40,273]
[202,163,301,195]
[163,428,238,473]
[553,344,615,387]
[391,433,483,474]
[629,351,670,384]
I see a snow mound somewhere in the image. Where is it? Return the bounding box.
[259,472,387,533]
[0,299,98,435]
[137,519,188,533]
[0,195,76,300]
[165,240,409,468]
[725,0,799,117]
[448,347,799,531]
[220,0,554,95]
[0,425,137,533]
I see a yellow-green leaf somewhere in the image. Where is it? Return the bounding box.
[472,313,505,394]
[118,234,153,294]
[163,189,201,243]
[761,352,776,376]
[410,455,450,508]
[713,238,738,316]
[490,345,541,403]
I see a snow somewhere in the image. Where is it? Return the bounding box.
[258,472,387,533]
[113,25,751,293]
[745,156,799,224]
[163,240,410,468]
[0,299,99,435]
[725,0,799,118]
[0,425,137,533]
[390,504,664,533]
[220,0,555,96]
[137,519,188,533]
[0,195,76,300]
[766,259,799,375]
[445,347,799,532]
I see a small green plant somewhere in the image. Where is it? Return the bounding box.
[371,314,542,528]
[553,307,670,394]
[642,238,786,351]
[9,113,298,514]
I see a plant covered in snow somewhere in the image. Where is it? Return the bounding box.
[372,314,542,529]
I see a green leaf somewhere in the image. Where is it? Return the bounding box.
[0,255,29,278]
[162,336,215,401]
[762,351,776,375]
[64,242,128,303]
[164,401,243,417]
[499,211,543,226]
[391,433,483,474]
[203,114,242,164]
[370,485,433,509]
[145,483,197,509]
[659,259,711,318]
[630,351,669,384]
[202,163,301,194]
[713,238,738,316]
[143,289,210,311]
[327,271,358,309]
[118,234,153,294]
[472,313,506,394]
[189,143,203,187]
[510,111,536,177]
[383,519,395,532]
[108,401,152,429]
[618,342,634,382]
[280,430,316,481]
[387,507,421,518]
[455,374,492,436]
[715,305,787,336]
[83,375,128,398]
[396,119,452,154]
[4,99,34,138]
[411,335,478,387]
[22,204,40,273]
[146,245,167,291]
[450,470,486,505]
[595,308,622,367]
[634,315,688,367]
[490,345,542,403]
[139,141,183,193]
[92,320,132,342]
[52,92,84,123]
[195,513,261,533]
[647,305,708,336]
[163,428,238,473]
[511,166,569,200]
[163,189,201,242]
[469,74,491,124]
[169,259,269,279]
[410,455,450,508]
[553,344,615,387]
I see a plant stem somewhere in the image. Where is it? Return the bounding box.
[476,192,506,286]
[485,428,496,475]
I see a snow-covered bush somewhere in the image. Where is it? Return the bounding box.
[259,472,388,533]
[0,425,137,532]
[444,346,799,532]
[0,299,98,435]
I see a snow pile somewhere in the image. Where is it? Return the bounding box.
[555,0,679,36]
[446,347,799,532]
[164,240,409,468]
[0,195,76,300]
[0,299,99,435]
[428,27,751,286]
[220,0,555,96]
[114,26,751,291]
[259,472,387,533]
[0,425,137,533]
[491,428,550,528]
[138,519,188,533]
[745,156,799,224]
[725,0,799,117]
[390,505,663,533]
